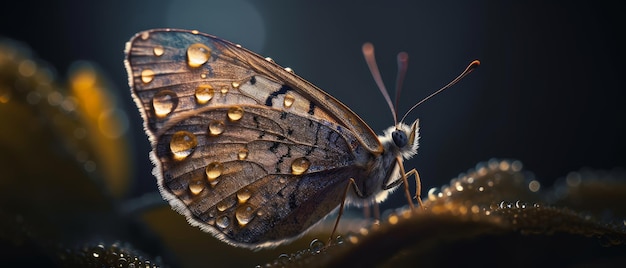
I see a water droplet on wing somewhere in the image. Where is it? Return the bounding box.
[227,106,244,121]
[291,157,310,175]
[141,69,154,83]
[152,90,178,118]
[195,84,214,104]
[169,131,197,160]
[186,43,211,68]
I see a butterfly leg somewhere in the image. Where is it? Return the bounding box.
[329,178,361,247]
[362,200,371,219]
[373,201,380,222]
[395,156,417,210]
[362,200,381,222]
[404,168,426,210]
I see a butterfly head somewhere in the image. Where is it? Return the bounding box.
[387,119,420,159]
[362,43,475,161]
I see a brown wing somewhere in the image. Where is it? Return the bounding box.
[125,29,376,248]
[125,28,382,153]
[152,105,367,247]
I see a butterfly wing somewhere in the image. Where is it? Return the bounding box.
[126,29,382,152]
[125,29,379,248]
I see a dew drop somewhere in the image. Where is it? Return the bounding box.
[488,159,499,169]
[61,97,76,112]
[18,60,36,77]
[471,205,480,214]
[200,73,207,79]
[455,182,464,192]
[0,88,12,104]
[443,186,452,197]
[427,187,439,201]
[207,218,215,226]
[216,216,230,229]
[291,157,310,175]
[195,84,214,104]
[528,180,541,192]
[220,86,229,94]
[237,188,251,203]
[153,45,164,56]
[227,106,244,121]
[91,244,105,259]
[118,257,128,267]
[47,91,63,106]
[141,69,154,83]
[388,214,399,225]
[284,67,294,73]
[231,81,240,89]
[152,90,178,118]
[566,172,582,187]
[400,210,411,219]
[359,227,369,236]
[189,180,205,195]
[276,253,290,265]
[265,57,274,63]
[169,131,197,160]
[217,198,235,212]
[237,148,248,160]
[283,94,295,108]
[205,162,224,182]
[279,177,287,184]
[256,209,265,217]
[208,120,225,136]
[348,234,359,244]
[335,235,345,245]
[309,239,325,254]
[477,166,488,176]
[511,160,523,172]
[186,43,211,68]
[235,205,255,226]
[458,205,469,215]
[499,160,510,171]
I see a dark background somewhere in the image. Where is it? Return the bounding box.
[2,1,625,210]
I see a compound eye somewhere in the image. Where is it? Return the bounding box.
[392,130,408,148]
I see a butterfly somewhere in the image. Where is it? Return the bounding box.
[125,29,479,249]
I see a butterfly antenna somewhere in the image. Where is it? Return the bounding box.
[362,42,398,126]
[399,60,481,124]
[394,52,409,124]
